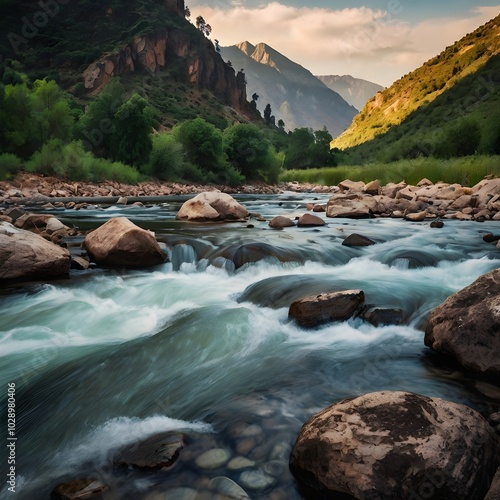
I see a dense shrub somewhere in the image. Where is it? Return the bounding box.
[148,133,184,180]
[0,153,22,180]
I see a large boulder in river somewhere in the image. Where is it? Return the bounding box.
[83,217,166,268]
[176,192,249,221]
[289,290,364,328]
[425,268,500,374]
[290,391,500,500]
[0,222,70,281]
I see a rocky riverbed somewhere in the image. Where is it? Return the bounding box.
[2,173,500,499]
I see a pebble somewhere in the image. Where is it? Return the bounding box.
[195,448,230,470]
[145,488,198,500]
[209,476,250,499]
[227,457,255,470]
[239,469,276,490]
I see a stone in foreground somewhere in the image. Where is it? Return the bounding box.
[0,222,70,281]
[290,391,500,500]
[289,290,364,328]
[113,431,184,470]
[50,478,108,500]
[176,192,249,221]
[425,268,500,374]
[83,217,166,268]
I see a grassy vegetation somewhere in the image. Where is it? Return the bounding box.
[333,14,500,150]
[280,155,500,187]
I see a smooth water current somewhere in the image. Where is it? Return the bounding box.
[1,193,500,499]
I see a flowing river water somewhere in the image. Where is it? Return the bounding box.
[1,193,500,499]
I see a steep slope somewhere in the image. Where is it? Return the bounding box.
[0,0,253,126]
[332,14,500,150]
[316,75,384,111]
[221,42,357,136]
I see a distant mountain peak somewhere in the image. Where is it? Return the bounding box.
[236,41,255,57]
[221,41,357,136]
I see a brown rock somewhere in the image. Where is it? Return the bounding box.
[485,467,500,500]
[83,217,166,268]
[404,211,427,222]
[341,233,376,247]
[290,391,500,499]
[312,204,326,213]
[113,431,184,470]
[297,213,325,227]
[381,181,407,199]
[363,180,381,195]
[326,194,372,219]
[338,179,365,192]
[289,290,364,328]
[396,185,418,200]
[425,268,500,373]
[14,213,53,231]
[417,178,433,187]
[360,307,404,326]
[51,478,108,500]
[176,192,249,221]
[268,216,294,229]
[0,222,70,281]
[71,256,90,271]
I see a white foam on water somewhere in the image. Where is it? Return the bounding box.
[53,414,213,470]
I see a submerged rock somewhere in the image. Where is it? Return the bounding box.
[176,192,249,221]
[208,476,250,499]
[0,222,70,281]
[113,431,184,470]
[360,306,404,326]
[50,478,108,500]
[290,391,500,499]
[425,268,500,374]
[289,290,365,328]
[83,217,166,268]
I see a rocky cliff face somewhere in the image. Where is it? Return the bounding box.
[164,0,185,17]
[82,29,252,118]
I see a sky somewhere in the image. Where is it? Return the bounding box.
[187,1,500,86]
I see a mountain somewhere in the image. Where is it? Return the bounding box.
[0,0,253,128]
[315,75,384,111]
[220,42,357,136]
[332,14,500,155]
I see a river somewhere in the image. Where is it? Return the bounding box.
[1,193,500,499]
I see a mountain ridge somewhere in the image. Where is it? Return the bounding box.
[316,75,384,111]
[332,14,500,151]
[221,41,357,136]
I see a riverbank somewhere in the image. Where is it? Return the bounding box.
[2,171,500,224]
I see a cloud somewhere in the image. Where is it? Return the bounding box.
[188,2,500,86]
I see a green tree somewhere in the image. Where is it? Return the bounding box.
[77,79,126,158]
[264,103,272,125]
[111,93,153,168]
[148,133,184,180]
[435,119,481,158]
[196,16,212,37]
[32,79,74,147]
[284,128,315,169]
[0,83,36,157]
[223,123,281,182]
[174,118,225,173]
